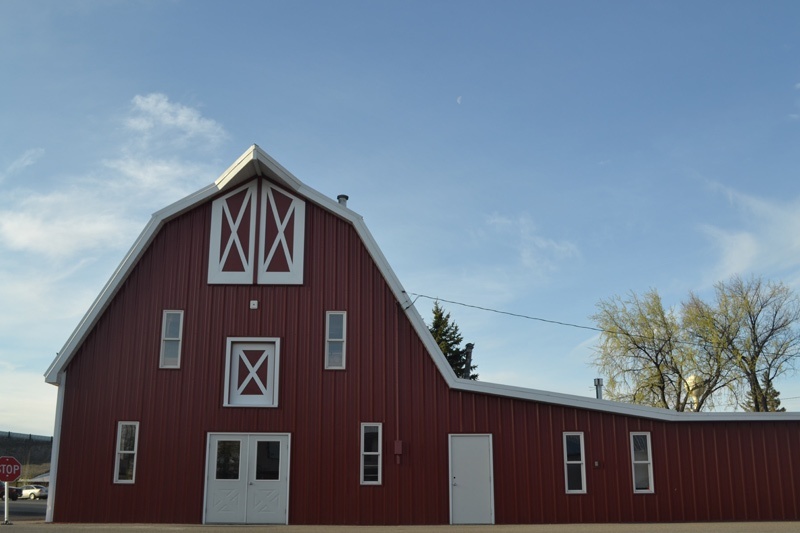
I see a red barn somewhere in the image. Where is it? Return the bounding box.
[45,146,800,525]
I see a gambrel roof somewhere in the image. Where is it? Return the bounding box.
[45,145,800,422]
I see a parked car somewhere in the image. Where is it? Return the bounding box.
[19,485,47,500]
[0,486,20,501]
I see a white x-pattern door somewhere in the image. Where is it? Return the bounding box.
[224,339,280,407]
[208,179,305,285]
[208,181,257,284]
[258,184,305,284]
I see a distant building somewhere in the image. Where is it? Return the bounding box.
[45,146,800,525]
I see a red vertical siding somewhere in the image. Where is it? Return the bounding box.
[54,177,800,524]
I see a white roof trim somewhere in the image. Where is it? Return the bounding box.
[45,146,800,422]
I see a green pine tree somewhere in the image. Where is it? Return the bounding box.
[744,372,786,412]
[429,301,478,380]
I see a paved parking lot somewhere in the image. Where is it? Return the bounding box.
[5,499,800,532]
[6,500,800,531]
[4,522,800,533]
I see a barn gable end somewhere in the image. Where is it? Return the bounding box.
[44,146,800,525]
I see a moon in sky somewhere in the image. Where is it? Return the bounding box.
[456,96,462,105]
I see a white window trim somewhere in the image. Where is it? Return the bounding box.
[325,311,347,369]
[563,432,586,494]
[159,310,184,369]
[630,431,654,494]
[223,337,281,408]
[114,421,139,484]
[360,423,382,485]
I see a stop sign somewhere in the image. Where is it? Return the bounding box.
[0,457,21,483]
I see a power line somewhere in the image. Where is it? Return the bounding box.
[408,292,800,358]
[410,293,604,334]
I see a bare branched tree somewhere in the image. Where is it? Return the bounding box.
[591,276,798,412]
[591,289,727,411]
[694,276,800,412]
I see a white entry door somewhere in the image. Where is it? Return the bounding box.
[205,433,290,524]
[449,434,494,525]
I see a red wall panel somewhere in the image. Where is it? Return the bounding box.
[54,177,800,524]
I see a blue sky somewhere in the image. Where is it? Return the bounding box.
[2,0,800,435]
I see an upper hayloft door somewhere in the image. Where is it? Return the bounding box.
[208,180,305,285]
[258,183,305,284]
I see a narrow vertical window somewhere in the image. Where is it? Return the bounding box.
[325,311,346,369]
[360,423,382,485]
[114,422,139,483]
[630,432,654,493]
[563,432,586,493]
[160,310,183,368]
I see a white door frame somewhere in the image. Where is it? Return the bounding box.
[449,433,495,525]
[203,432,291,524]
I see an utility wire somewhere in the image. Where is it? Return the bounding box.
[408,292,800,357]
[411,293,800,407]
[410,293,604,334]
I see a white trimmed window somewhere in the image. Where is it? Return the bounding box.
[630,432,654,493]
[360,423,382,485]
[325,311,346,369]
[563,432,586,493]
[114,421,139,483]
[223,338,280,407]
[159,310,183,368]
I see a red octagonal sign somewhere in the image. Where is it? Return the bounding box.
[0,456,21,483]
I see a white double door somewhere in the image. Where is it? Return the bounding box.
[205,433,290,524]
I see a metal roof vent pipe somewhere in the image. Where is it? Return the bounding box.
[594,378,604,400]
[464,343,474,379]
[337,194,349,207]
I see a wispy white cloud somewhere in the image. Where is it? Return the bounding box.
[125,93,228,148]
[0,361,57,435]
[101,156,213,205]
[700,225,760,281]
[0,260,98,327]
[486,213,580,274]
[0,94,229,403]
[702,184,800,284]
[0,187,141,259]
[0,148,45,183]
[0,94,226,260]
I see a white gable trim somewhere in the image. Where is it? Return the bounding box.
[45,146,800,423]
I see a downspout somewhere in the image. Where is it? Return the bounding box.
[394,310,402,464]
